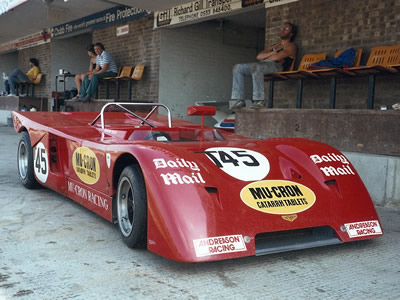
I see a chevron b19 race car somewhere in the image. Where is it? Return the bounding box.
[12,103,383,262]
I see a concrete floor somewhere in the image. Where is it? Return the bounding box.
[0,126,399,299]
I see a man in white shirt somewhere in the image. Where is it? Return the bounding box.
[79,42,118,102]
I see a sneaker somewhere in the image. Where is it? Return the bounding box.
[392,103,400,110]
[7,93,17,97]
[250,100,265,109]
[230,100,246,109]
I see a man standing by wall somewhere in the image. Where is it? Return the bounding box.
[79,42,118,102]
[231,23,297,109]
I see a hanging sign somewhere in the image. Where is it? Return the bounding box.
[154,0,298,28]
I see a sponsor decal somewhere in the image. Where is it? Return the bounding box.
[72,147,100,184]
[203,147,270,181]
[240,180,316,214]
[34,142,49,183]
[153,158,205,185]
[282,214,297,222]
[310,153,355,177]
[345,220,382,238]
[67,181,109,211]
[193,234,247,257]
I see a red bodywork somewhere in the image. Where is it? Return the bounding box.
[12,107,383,262]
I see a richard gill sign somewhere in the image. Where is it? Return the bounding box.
[154,0,299,28]
[51,6,149,38]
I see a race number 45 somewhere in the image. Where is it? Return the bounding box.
[204,147,270,181]
[34,142,49,183]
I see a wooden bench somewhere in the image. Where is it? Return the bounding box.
[264,53,326,108]
[17,73,43,97]
[264,45,400,109]
[102,65,133,100]
[96,65,145,100]
[303,48,363,108]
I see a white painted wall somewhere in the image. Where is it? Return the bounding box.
[159,21,263,122]
[50,33,93,93]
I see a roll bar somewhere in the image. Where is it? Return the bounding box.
[90,102,172,130]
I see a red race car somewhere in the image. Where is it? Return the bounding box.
[13,103,383,262]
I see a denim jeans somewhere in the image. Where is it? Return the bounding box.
[80,72,117,97]
[231,60,283,101]
[8,68,29,95]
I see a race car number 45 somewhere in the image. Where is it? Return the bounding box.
[204,147,270,181]
[34,142,49,183]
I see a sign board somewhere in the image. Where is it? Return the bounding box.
[154,0,299,28]
[51,6,149,38]
[0,0,28,15]
[116,24,129,36]
[0,30,51,54]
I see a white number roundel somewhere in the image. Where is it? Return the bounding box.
[204,147,270,181]
[34,142,49,183]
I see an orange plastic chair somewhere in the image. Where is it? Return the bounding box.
[127,65,145,100]
[346,46,397,75]
[387,44,400,70]
[306,48,362,78]
[274,52,327,79]
[131,64,145,81]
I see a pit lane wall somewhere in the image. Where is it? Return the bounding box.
[235,109,400,205]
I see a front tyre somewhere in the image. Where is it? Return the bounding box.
[117,165,147,248]
[17,131,38,189]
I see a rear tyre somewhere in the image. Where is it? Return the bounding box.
[117,165,147,248]
[17,131,38,189]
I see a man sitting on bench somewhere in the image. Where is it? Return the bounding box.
[231,23,297,109]
[6,58,40,96]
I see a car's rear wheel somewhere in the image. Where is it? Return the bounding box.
[117,165,147,248]
[17,131,38,189]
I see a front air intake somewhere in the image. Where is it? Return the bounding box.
[255,226,342,256]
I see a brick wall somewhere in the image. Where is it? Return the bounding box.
[92,15,160,102]
[159,21,260,120]
[265,0,400,109]
[18,43,51,99]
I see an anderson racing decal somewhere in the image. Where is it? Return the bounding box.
[34,142,49,183]
[72,147,100,184]
[203,147,270,181]
[153,158,205,185]
[240,180,316,214]
[344,220,382,238]
[193,235,247,257]
[310,153,355,177]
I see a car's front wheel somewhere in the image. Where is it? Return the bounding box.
[17,131,38,189]
[117,165,147,248]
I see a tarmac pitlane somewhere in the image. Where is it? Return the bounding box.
[0,126,399,299]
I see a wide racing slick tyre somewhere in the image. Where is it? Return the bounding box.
[17,131,38,189]
[117,164,147,248]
